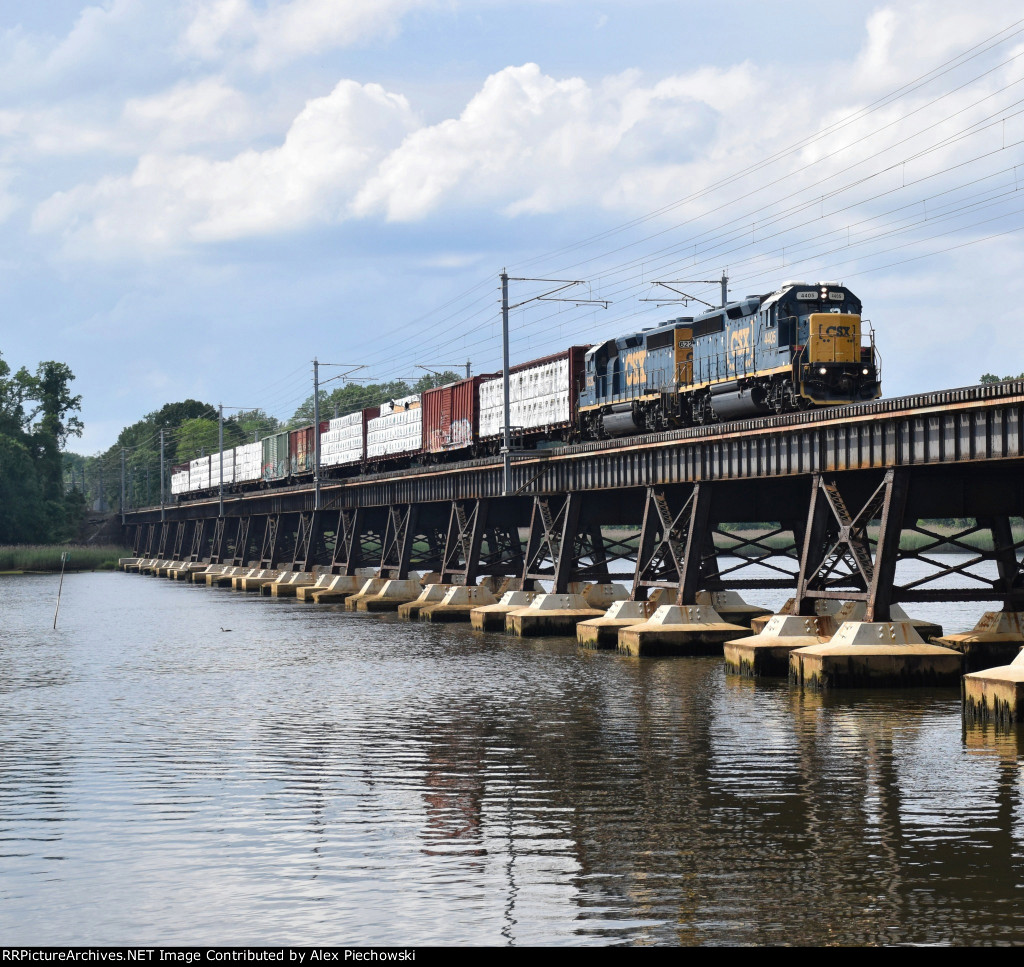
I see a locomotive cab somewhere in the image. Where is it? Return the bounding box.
[785,283,880,405]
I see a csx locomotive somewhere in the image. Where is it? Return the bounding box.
[579,280,880,436]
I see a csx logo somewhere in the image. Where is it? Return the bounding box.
[824,325,851,337]
[624,349,646,387]
[729,330,750,354]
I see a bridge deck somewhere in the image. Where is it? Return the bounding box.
[126,379,1024,522]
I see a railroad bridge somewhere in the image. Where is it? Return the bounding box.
[123,380,1024,623]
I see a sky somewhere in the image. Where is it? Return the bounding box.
[2,0,1023,454]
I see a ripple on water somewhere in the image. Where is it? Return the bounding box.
[1,571,1024,944]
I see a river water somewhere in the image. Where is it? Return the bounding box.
[2,566,1024,946]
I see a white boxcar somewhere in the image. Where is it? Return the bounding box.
[367,396,422,458]
[322,410,366,467]
[478,348,586,438]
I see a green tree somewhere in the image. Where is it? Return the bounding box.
[981,372,1024,383]
[0,353,35,439]
[174,418,221,463]
[411,371,462,393]
[231,408,280,442]
[292,380,413,423]
[0,354,84,541]
[148,399,216,429]
[0,434,43,542]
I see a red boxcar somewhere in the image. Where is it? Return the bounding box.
[360,407,380,458]
[421,376,489,454]
[289,424,325,474]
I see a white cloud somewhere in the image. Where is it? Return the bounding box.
[183,0,437,70]
[32,78,416,249]
[27,0,1024,263]
[122,78,253,150]
[352,61,757,221]
[0,1,187,96]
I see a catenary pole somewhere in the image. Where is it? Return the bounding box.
[501,271,512,496]
[160,429,165,522]
[218,403,224,519]
[313,358,321,512]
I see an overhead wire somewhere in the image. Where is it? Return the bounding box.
[344,48,1024,379]
[102,16,1024,449]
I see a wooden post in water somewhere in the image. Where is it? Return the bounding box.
[53,552,68,629]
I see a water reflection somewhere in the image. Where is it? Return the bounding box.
[1,571,1024,943]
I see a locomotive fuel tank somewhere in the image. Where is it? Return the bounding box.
[601,403,646,436]
[708,381,774,420]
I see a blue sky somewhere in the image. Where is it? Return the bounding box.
[1,0,1022,452]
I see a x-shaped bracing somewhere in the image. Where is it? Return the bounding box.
[632,483,720,604]
[796,469,908,620]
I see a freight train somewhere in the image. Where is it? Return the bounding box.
[171,280,880,499]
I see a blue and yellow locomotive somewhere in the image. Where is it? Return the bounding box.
[578,280,880,435]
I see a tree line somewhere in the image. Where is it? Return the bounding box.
[66,370,461,515]
[16,361,1021,532]
[0,352,85,542]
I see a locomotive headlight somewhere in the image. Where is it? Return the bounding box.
[862,367,870,375]
[818,366,827,375]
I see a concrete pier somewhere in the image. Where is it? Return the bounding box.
[356,578,424,612]
[934,612,1024,673]
[208,566,250,587]
[294,572,337,601]
[420,585,498,622]
[470,590,539,631]
[581,583,630,610]
[724,614,838,678]
[397,582,451,620]
[265,572,317,597]
[506,593,604,638]
[344,578,390,611]
[307,571,378,604]
[168,562,205,580]
[750,597,842,635]
[345,573,422,611]
[192,563,226,584]
[834,601,943,642]
[617,604,751,657]
[695,590,770,628]
[232,569,282,592]
[119,557,140,571]
[480,575,516,596]
[963,648,1024,724]
[576,599,657,649]
[789,621,963,690]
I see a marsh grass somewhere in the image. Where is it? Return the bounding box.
[0,545,132,573]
